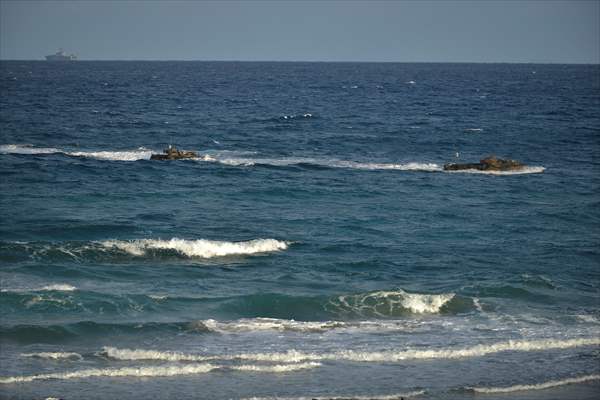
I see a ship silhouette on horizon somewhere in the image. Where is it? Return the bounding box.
[45,49,77,61]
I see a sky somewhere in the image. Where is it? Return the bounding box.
[0,0,598,63]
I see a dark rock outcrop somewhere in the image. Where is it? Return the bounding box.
[444,156,525,171]
[150,147,198,160]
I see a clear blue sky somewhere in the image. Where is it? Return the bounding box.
[1,0,598,63]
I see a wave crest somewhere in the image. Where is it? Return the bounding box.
[327,289,455,316]
[66,150,152,161]
[447,166,545,175]
[99,238,289,258]
[21,352,82,360]
[469,374,600,393]
[102,337,600,364]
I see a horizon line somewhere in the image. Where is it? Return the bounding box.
[1,58,599,65]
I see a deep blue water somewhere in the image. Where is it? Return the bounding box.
[0,61,599,400]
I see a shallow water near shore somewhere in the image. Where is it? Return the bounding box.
[1,61,599,399]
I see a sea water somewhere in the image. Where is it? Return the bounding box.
[0,61,598,399]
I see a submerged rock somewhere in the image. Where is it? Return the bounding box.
[150,146,198,160]
[444,156,525,171]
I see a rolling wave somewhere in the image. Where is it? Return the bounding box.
[1,238,289,262]
[0,362,320,384]
[102,337,600,363]
[327,290,455,316]
[188,318,430,334]
[469,374,600,393]
[21,352,82,360]
[0,144,152,161]
[100,238,289,258]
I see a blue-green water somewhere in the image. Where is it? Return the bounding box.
[1,61,599,399]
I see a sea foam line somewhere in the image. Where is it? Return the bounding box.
[469,374,600,393]
[99,238,289,258]
[102,337,600,364]
[0,144,153,161]
[447,166,545,175]
[199,154,442,172]
[242,390,426,400]
[0,362,320,384]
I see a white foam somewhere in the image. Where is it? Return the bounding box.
[194,318,347,333]
[189,318,427,334]
[230,362,321,373]
[330,289,455,316]
[0,364,217,383]
[198,153,442,172]
[0,144,60,155]
[0,144,154,161]
[447,166,545,175]
[0,361,318,384]
[242,390,426,400]
[1,284,77,293]
[470,374,600,393]
[37,284,77,292]
[104,337,600,364]
[575,314,600,324]
[66,150,153,161]
[21,352,82,360]
[99,238,289,258]
[465,128,483,132]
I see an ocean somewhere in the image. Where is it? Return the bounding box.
[0,61,598,400]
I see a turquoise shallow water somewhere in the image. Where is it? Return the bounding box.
[0,61,599,399]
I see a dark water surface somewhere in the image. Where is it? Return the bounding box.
[1,61,599,399]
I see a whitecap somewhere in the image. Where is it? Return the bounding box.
[102,337,600,364]
[328,289,455,316]
[21,352,82,360]
[0,364,217,383]
[446,166,545,175]
[66,150,153,161]
[99,238,289,258]
[469,374,600,393]
[1,284,77,293]
[0,144,61,155]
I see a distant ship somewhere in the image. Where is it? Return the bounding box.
[45,49,77,61]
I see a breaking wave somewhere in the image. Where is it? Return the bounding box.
[0,362,320,384]
[1,238,289,262]
[0,144,60,155]
[447,166,546,175]
[1,284,77,293]
[469,374,600,393]
[0,144,153,161]
[102,337,600,363]
[327,290,455,316]
[66,149,153,161]
[21,352,82,360]
[199,153,441,172]
[99,238,289,258]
